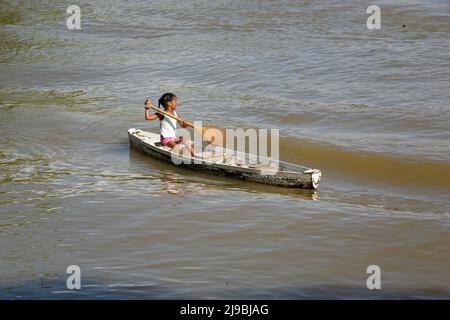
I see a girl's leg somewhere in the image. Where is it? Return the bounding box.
[167,139,195,157]
[181,140,195,157]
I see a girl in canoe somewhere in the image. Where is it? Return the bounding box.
[144,93,195,156]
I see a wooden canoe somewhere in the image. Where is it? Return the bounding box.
[128,128,322,189]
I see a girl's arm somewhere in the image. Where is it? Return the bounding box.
[144,108,159,120]
[175,112,189,127]
[144,98,163,120]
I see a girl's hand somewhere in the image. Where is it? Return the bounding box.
[144,97,151,109]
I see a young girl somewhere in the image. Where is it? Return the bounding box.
[144,93,195,156]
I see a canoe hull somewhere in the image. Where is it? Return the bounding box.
[128,128,321,189]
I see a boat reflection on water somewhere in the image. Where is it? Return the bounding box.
[129,145,319,200]
[158,174,203,196]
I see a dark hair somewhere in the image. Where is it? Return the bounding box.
[158,93,176,109]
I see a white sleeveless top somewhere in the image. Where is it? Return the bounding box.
[160,111,178,138]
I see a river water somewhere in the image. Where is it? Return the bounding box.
[1,0,449,299]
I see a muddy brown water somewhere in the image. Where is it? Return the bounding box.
[1,0,449,299]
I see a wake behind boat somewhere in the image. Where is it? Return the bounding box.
[128,128,322,190]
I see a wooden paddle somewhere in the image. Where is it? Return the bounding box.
[148,105,225,144]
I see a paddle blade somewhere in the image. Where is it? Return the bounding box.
[201,127,226,145]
